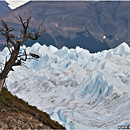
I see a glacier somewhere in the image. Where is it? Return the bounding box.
[0,42,130,129]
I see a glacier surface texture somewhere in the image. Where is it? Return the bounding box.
[0,42,130,129]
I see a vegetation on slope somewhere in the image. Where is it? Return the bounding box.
[0,87,65,129]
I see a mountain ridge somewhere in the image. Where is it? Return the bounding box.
[0,1,11,16]
[0,1,130,52]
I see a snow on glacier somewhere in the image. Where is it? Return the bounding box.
[0,42,130,129]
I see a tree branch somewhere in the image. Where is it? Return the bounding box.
[0,15,45,92]
[0,20,16,47]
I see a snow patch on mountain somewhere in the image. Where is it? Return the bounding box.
[0,42,130,129]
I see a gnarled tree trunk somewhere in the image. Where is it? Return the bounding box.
[0,78,5,92]
[0,45,20,93]
[0,16,45,93]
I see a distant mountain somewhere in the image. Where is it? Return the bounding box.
[0,1,130,52]
[0,1,11,51]
[0,1,11,16]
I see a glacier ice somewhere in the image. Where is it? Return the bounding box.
[0,42,130,129]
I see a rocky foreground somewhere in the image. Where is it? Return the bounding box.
[0,87,65,129]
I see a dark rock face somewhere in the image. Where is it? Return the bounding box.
[0,1,11,16]
[0,1,130,52]
[0,1,11,51]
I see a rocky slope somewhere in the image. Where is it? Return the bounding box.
[0,1,130,52]
[0,87,65,129]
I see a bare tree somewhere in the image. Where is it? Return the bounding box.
[0,15,45,92]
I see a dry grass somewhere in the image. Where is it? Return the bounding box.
[0,87,65,129]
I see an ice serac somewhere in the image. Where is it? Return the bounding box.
[0,42,130,129]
